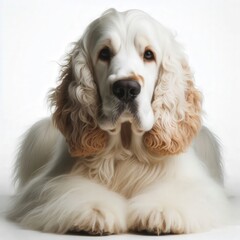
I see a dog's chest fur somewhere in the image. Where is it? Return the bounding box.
[70,124,168,198]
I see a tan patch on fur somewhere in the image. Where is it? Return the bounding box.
[50,51,108,158]
[123,74,144,85]
[143,80,202,156]
[134,74,144,84]
[69,126,108,157]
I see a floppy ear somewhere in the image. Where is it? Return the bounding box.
[50,44,108,157]
[143,39,202,156]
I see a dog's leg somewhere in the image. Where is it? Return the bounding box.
[127,150,230,234]
[9,175,127,234]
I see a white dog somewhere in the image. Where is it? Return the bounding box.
[9,9,230,235]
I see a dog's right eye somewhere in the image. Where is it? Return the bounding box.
[98,47,112,62]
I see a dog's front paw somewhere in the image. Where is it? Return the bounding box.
[128,206,185,235]
[70,205,127,235]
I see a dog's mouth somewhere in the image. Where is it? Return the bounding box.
[114,101,139,123]
[98,100,143,133]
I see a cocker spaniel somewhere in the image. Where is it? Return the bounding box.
[9,9,230,235]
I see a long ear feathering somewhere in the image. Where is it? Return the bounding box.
[49,43,108,157]
[144,36,202,156]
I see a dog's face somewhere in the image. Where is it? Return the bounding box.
[51,9,202,158]
[88,11,163,132]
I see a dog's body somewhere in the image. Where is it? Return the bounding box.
[9,9,230,235]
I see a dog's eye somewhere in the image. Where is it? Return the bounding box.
[144,50,155,61]
[98,47,112,62]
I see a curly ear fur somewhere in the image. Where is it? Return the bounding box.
[143,40,202,156]
[50,45,108,157]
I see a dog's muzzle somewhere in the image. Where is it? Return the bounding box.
[112,80,141,103]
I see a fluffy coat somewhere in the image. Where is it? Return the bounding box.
[9,9,230,235]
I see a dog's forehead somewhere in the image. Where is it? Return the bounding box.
[86,9,160,50]
[100,10,156,35]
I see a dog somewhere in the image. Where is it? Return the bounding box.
[8,9,230,235]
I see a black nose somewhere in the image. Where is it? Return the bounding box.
[112,80,141,103]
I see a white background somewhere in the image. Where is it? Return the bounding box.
[1,0,240,239]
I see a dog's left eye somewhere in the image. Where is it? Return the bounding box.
[144,50,155,61]
[98,47,112,62]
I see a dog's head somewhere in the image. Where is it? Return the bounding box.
[50,9,202,157]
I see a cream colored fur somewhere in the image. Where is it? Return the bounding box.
[9,9,230,235]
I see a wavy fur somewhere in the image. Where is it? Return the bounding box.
[9,9,230,235]
[49,46,108,157]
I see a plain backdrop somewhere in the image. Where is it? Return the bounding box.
[1,0,240,239]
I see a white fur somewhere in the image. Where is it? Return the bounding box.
[8,9,230,235]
